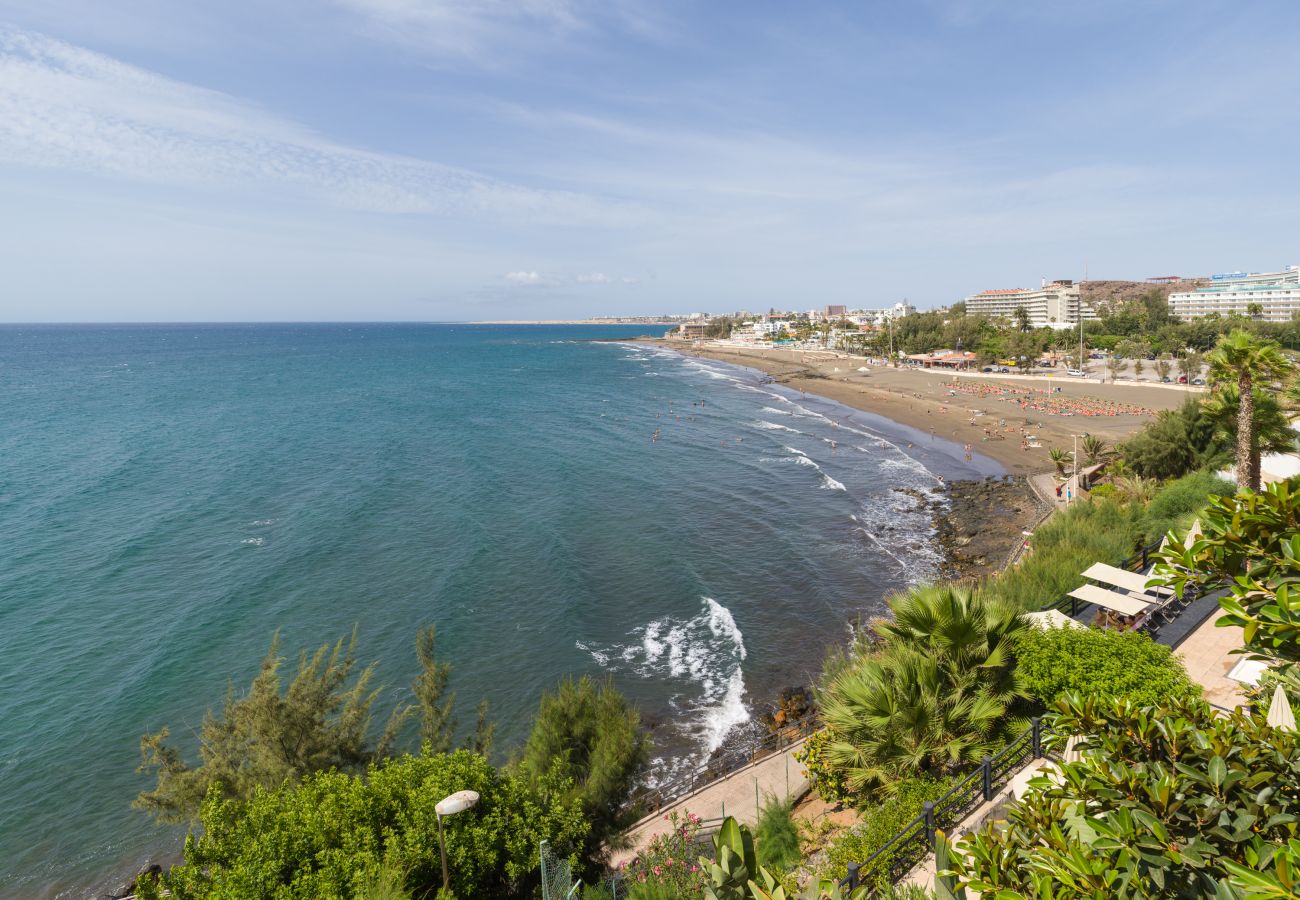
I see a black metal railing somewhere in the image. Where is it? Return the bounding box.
[840,717,1052,894]
[622,715,818,817]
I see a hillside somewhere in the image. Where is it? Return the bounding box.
[1081,278,1205,313]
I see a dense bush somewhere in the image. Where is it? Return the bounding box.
[952,694,1300,897]
[516,675,650,867]
[753,796,802,874]
[1139,469,1234,539]
[619,811,706,897]
[819,777,949,890]
[1014,625,1199,708]
[981,497,1141,611]
[795,729,849,805]
[155,750,587,899]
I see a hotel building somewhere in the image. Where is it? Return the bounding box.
[1167,266,1300,322]
[963,280,1096,329]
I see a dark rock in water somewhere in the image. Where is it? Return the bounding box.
[929,476,1049,581]
[107,863,162,898]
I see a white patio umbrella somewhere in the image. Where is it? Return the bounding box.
[1267,684,1296,731]
[1184,518,1202,550]
[1062,735,1085,763]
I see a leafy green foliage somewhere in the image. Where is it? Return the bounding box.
[1014,625,1199,708]
[414,624,457,754]
[1121,397,1221,480]
[795,729,849,805]
[135,630,405,823]
[950,694,1300,898]
[517,675,650,866]
[158,750,588,899]
[701,816,758,900]
[754,796,802,874]
[819,587,1026,792]
[819,777,949,889]
[1154,478,1300,663]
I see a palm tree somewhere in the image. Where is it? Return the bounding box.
[1132,356,1146,381]
[1048,447,1069,477]
[1114,475,1158,504]
[1106,357,1121,382]
[1155,357,1172,382]
[1177,353,1193,381]
[819,586,1027,791]
[1080,435,1114,467]
[1206,330,1293,489]
[1202,384,1297,488]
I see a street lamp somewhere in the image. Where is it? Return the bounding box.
[436,790,480,892]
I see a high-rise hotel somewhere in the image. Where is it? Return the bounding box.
[963,279,1096,329]
[1167,266,1300,322]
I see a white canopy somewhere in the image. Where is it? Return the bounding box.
[1081,562,1174,597]
[1267,684,1296,731]
[1067,584,1152,617]
[1023,609,1083,630]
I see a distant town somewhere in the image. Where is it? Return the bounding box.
[657,264,1300,376]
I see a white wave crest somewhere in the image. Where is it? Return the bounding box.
[821,474,847,491]
[577,596,749,755]
[754,421,800,434]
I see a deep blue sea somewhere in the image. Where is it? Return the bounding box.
[0,324,999,897]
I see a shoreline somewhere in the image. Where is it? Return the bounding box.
[642,340,1188,477]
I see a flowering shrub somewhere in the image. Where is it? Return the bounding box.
[620,811,706,896]
[794,729,849,805]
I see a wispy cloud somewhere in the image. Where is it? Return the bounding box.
[331,0,675,64]
[504,270,546,285]
[0,25,644,225]
[575,271,609,283]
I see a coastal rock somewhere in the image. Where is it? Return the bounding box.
[930,477,1048,581]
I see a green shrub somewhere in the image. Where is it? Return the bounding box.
[820,777,949,890]
[753,796,801,873]
[982,497,1141,611]
[1140,469,1235,541]
[160,750,587,899]
[620,810,706,896]
[1014,625,1199,708]
[953,694,1300,896]
[795,729,849,805]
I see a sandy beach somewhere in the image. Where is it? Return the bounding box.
[644,341,1194,477]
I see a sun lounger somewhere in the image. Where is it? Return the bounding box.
[1066,584,1152,617]
[1080,562,1174,597]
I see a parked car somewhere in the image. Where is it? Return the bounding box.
[1192,377,1206,385]
[1067,368,1086,377]
[998,366,1010,373]
[1161,376,1172,383]
[1177,375,1188,384]
[981,366,994,373]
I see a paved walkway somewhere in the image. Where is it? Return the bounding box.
[610,736,812,866]
[1173,611,1248,709]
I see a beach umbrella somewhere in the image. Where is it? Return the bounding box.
[1267,684,1296,731]
[1062,735,1085,764]
[1184,518,1202,550]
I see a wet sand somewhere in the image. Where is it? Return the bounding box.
[644,341,1193,477]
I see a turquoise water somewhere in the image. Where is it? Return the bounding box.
[0,324,998,897]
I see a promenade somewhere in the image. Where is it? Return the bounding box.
[610,736,812,867]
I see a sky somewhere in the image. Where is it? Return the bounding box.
[0,1,1297,322]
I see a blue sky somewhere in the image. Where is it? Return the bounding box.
[0,1,1296,322]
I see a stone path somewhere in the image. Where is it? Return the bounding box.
[610,736,812,867]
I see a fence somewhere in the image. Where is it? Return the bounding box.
[622,715,818,816]
[839,717,1053,893]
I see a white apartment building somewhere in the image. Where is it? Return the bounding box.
[1167,266,1300,322]
[850,302,916,326]
[963,280,1095,328]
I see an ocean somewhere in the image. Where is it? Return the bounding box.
[0,324,999,897]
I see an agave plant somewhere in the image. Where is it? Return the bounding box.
[1047,447,1069,477]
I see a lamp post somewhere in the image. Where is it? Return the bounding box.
[436,790,480,893]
